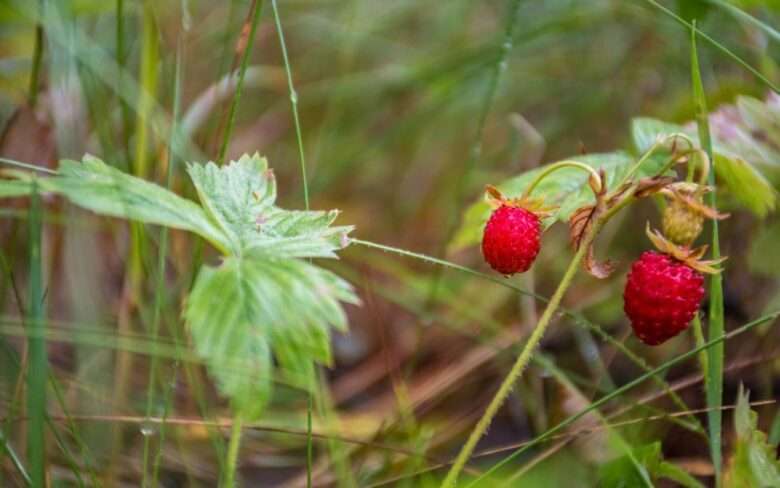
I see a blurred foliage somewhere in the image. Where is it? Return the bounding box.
[724,386,780,487]
[0,0,780,485]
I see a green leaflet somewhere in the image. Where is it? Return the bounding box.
[185,256,358,417]
[632,107,778,217]
[187,153,353,258]
[450,151,667,252]
[724,386,780,487]
[0,153,358,420]
[6,154,232,252]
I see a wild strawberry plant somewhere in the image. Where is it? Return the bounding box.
[1,153,358,421]
[439,92,779,486]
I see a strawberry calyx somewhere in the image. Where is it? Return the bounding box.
[645,224,726,274]
[485,184,557,219]
[660,182,729,222]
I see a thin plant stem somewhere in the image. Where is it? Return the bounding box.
[522,160,602,198]
[217,0,263,164]
[271,0,309,209]
[142,20,185,487]
[0,430,31,485]
[307,393,313,488]
[223,417,244,487]
[270,3,314,483]
[116,0,131,156]
[441,223,599,488]
[0,158,58,175]
[26,180,46,487]
[691,21,725,486]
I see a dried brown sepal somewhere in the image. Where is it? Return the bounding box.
[633,175,676,198]
[569,178,615,279]
[484,184,558,217]
[645,224,726,274]
[569,205,615,279]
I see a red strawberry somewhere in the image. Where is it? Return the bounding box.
[623,251,704,345]
[482,205,541,275]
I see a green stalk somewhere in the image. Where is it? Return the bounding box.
[691,22,725,486]
[441,224,599,488]
[116,0,131,155]
[134,0,160,178]
[271,0,309,209]
[142,21,185,487]
[217,0,263,164]
[27,180,46,487]
[223,417,244,487]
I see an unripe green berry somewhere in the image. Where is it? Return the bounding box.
[663,198,704,245]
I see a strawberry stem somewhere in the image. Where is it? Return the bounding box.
[621,132,695,186]
[441,216,602,488]
[521,160,602,199]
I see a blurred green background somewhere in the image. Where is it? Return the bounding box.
[1,0,780,486]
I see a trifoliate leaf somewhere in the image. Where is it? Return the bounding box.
[724,385,780,488]
[185,255,359,418]
[450,152,664,252]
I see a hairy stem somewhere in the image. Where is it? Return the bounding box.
[441,225,598,488]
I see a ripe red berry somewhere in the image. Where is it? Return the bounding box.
[482,205,541,275]
[623,251,704,345]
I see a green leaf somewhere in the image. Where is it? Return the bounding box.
[187,153,353,257]
[725,386,780,488]
[631,104,778,217]
[0,179,35,197]
[631,117,688,154]
[185,255,359,419]
[12,155,232,251]
[450,151,664,252]
[0,153,359,420]
[186,153,276,252]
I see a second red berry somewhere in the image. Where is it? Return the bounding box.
[482,205,541,275]
[623,251,704,345]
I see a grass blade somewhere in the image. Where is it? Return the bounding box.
[643,0,779,93]
[217,0,264,164]
[26,180,46,487]
[691,21,725,486]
